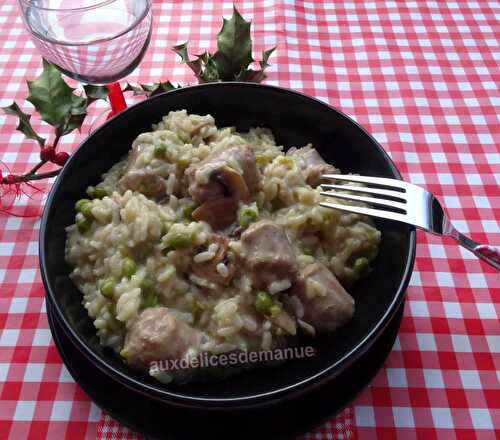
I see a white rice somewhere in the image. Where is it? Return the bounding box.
[216,262,229,277]
[268,279,292,295]
[192,242,219,263]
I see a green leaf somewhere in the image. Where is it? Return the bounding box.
[2,102,46,147]
[198,52,210,64]
[201,55,220,82]
[83,85,108,105]
[26,60,92,136]
[26,59,77,128]
[236,47,275,83]
[212,7,253,80]
[172,42,190,63]
[57,94,87,136]
[123,83,145,96]
[173,42,203,77]
[236,68,266,83]
[260,47,276,69]
[123,81,181,97]
[171,7,275,84]
[148,81,181,97]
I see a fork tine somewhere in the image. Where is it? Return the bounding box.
[320,201,409,223]
[322,174,407,190]
[320,184,406,201]
[320,191,407,211]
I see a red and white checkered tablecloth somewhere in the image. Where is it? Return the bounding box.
[0,0,498,438]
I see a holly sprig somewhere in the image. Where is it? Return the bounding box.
[0,7,275,210]
[173,7,275,83]
[1,60,108,185]
[124,7,276,97]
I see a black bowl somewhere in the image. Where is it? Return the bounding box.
[40,82,416,409]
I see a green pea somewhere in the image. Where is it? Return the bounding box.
[100,279,116,298]
[140,279,158,308]
[87,186,107,199]
[165,229,193,249]
[86,186,96,198]
[142,290,158,308]
[76,216,91,232]
[154,144,166,159]
[122,258,137,278]
[183,205,195,220]
[140,278,154,293]
[353,257,370,277]
[239,208,258,228]
[80,202,94,220]
[255,291,273,314]
[269,304,282,317]
[75,199,91,212]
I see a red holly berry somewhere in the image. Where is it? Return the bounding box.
[40,146,56,162]
[53,151,70,166]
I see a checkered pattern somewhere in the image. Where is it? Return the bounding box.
[0,0,498,438]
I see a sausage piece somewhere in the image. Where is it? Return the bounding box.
[292,262,354,332]
[123,307,202,368]
[241,220,298,287]
[119,171,167,199]
[287,146,338,187]
[119,142,167,198]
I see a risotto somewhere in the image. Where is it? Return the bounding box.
[65,110,381,383]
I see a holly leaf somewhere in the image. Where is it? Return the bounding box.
[172,8,275,84]
[123,83,145,95]
[123,81,181,97]
[236,69,266,83]
[212,7,253,80]
[26,59,77,128]
[2,102,46,147]
[236,47,276,83]
[260,47,276,69]
[147,81,181,97]
[83,85,108,105]
[26,60,93,136]
[173,42,203,77]
[57,94,87,137]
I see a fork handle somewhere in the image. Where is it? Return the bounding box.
[454,232,500,270]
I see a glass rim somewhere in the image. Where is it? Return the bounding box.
[19,0,143,12]
[20,0,152,47]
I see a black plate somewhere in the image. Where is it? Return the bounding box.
[40,82,416,408]
[47,296,404,440]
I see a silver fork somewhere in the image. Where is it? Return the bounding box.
[320,174,500,270]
